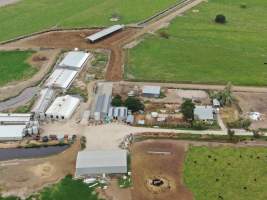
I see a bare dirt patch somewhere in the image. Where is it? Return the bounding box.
[131,140,193,200]
[0,141,80,198]
[1,28,138,81]
[235,92,267,129]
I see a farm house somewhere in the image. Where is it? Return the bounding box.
[58,51,91,71]
[75,150,127,177]
[194,106,214,121]
[86,25,125,43]
[45,95,80,120]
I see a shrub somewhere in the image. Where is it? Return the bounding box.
[215,14,226,24]
[227,118,251,129]
[240,3,247,9]
[192,121,210,130]
[181,99,195,121]
[124,97,144,112]
[112,95,123,106]
[159,31,170,39]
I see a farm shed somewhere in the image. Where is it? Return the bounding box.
[194,106,214,121]
[0,125,26,141]
[58,51,91,71]
[0,113,32,125]
[86,25,125,43]
[108,107,128,121]
[31,88,56,119]
[75,150,127,177]
[142,86,161,98]
[45,68,78,89]
[92,82,113,121]
[45,95,80,120]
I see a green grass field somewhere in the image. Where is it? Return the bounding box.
[184,146,267,200]
[0,51,36,86]
[0,0,177,42]
[126,0,267,86]
[0,176,102,200]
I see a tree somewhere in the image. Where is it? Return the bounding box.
[227,128,235,140]
[211,82,234,106]
[111,95,123,106]
[124,97,144,112]
[215,14,226,24]
[181,99,195,121]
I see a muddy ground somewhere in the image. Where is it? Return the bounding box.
[0,141,80,198]
[131,140,193,200]
[0,28,139,81]
[234,92,267,129]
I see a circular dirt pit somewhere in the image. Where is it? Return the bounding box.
[146,176,171,194]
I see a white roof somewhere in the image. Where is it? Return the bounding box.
[86,25,124,42]
[45,69,78,89]
[46,95,80,119]
[59,51,90,70]
[108,107,128,118]
[142,86,161,95]
[76,150,127,169]
[0,113,31,123]
[194,106,214,120]
[0,125,25,140]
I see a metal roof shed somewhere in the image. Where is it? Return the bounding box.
[58,51,91,71]
[46,95,80,120]
[45,69,78,89]
[75,150,127,177]
[142,86,161,98]
[0,125,26,141]
[0,113,32,125]
[86,25,125,43]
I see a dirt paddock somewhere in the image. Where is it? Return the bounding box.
[235,92,267,129]
[1,28,139,81]
[131,140,193,200]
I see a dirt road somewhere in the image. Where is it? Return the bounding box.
[0,0,20,7]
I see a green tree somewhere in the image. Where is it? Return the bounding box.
[111,95,123,106]
[211,82,234,106]
[124,97,144,113]
[227,128,235,140]
[181,99,195,121]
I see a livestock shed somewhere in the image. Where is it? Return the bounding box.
[45,95,80,120]
[31,88,56,119]
[0,113,32,125]
[75,150,127,178]
[194,106,214,121]
[86,25,125,43]
[45,68,78,89]
[92,82,113,121]
[108,107,128,121]
[58,51,91,71]
[0,125,26,141]
[142,85,161,98]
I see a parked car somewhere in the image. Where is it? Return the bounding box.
[49,135,58,140]
[42,136,49,143]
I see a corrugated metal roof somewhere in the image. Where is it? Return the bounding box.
[142,86,161,95]
[86,25,124,42]
[31,88,55,114]
[0,113,31,123]
[108,107,128,119]
[46,95,80,119]
[76,150,127,169]
[194,106,214,120]
[59,51,90,70]
[45,69,78,89]
[0,125,25,140]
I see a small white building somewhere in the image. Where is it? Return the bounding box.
[45,95,80,120]
[0,125,26,141]
[142,86,161,98]
[194,106,214,121]
[58,51,91,71]
[108,107,128,121]
[45,68,78,89]
[75,150,127,178]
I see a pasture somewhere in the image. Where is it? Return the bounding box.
[0,51,36,86]
[126,0,267,86]
[0,0,177,42]
[184,146,267,200]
